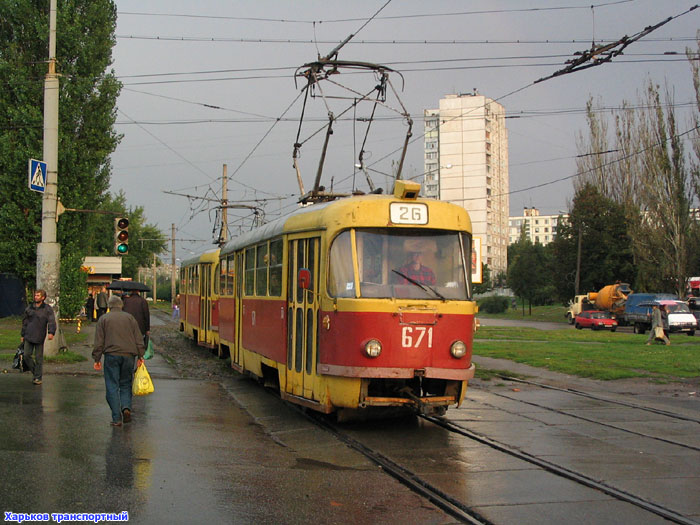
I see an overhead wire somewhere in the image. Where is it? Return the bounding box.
[116,1,633,25]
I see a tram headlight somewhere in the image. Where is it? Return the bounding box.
[450,340,467,359]
[363,339,382,358]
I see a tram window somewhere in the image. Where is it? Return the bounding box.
[244,247,255,296]
[269,239,283,296]
[296,241,306,303]
[328,231,354,298]
[256,242,268,296]
[227,255,235,296]
[219,255,234,296]
[461,232,472,299]
[307,240,316,302]
[330,228,468,300]
[192,266,199,295]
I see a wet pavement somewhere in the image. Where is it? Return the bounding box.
[0,321,452,525]
[3,314,699,524]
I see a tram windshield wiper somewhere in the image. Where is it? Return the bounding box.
[391,269,446,301]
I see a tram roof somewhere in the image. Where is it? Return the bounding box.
[180,247,220,268]
[220,194,471,256]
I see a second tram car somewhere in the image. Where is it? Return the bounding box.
[179,248,221,353]
[186,181,478,417]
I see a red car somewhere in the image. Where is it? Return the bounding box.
[574,310,618,331]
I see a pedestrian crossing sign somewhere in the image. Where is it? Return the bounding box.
[28,159,47,193]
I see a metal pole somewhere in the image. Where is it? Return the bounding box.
[171,223,176,306]
[220,164,228,245]
[152,253,157,303]
[574,225,582,296]
[37,0,61,356]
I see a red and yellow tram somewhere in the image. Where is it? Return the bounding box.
[179,248,220,352]
[186,181,478,417]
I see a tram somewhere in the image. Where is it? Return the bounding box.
[179,248,221,353]
[185,181,478,418]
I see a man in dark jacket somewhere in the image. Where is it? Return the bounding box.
[122,290,150,346]
[93,295,145,426]
[21,289,57,385]
[96,286,108,319]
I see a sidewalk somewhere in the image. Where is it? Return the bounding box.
[41,316,178,381]
[1,316,450,525]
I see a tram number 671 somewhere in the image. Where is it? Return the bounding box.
[401,326,433,348]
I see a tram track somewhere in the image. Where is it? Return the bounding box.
[421,414,698,525]
[480,390,700,453]
[302,403,698,525]
[496,375,700,424]
[304,410,493,525]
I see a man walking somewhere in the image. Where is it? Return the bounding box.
[96,286,109,319]
[20,289,57,385]
[122,290,150,346]
[646,303,670,345]
[93,295,145,426]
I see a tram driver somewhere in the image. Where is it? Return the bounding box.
[396,251,436,286]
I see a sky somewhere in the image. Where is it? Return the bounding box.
[109,0,700,260]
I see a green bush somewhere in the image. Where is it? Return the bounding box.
[478,295,510,314]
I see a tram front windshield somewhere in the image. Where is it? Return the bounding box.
[329,229,470,300]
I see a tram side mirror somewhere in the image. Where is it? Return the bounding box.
[298,268,311,290]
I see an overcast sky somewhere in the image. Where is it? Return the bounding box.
[109,0,699,259]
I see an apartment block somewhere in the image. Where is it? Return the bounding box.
[508,207,568,245]
[423,92,509,277]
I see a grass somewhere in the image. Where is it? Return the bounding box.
[0,317,89,365]
[477,303,568,323]
[0,350,86,363]
[475,326,700,380]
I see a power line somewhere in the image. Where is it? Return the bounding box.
[115,2,633,24]
[497,124,700,199]
[114,35,698,46]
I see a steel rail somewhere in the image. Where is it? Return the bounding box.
[497,375,700,424]
[423,415,699,525]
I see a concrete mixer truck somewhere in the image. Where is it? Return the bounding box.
[565,283,631,324]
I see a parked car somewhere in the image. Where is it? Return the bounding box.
[688,297,700,324]
[574,310,618,331]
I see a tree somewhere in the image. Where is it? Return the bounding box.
[473,263,491,294]
[507,238,554,314]
[549,184,635,303]
[0,0,121,291]
[576,73,698,296]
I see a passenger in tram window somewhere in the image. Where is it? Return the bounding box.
[397,251,436,286]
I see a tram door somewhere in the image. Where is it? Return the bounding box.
[233,252,244,368]
[200,263,212,345]
[286,237,320,399]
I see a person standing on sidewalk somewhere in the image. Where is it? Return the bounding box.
[93,295,145,426]
[122,290,150,347]
[96,286,109,319]
[20,289,57,385]
[646,303,670,345]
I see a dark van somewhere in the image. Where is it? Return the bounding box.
[622,293,677,334]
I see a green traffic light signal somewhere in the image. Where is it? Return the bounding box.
[114,217,129,255]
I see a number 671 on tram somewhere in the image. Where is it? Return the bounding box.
[213,180,478,420]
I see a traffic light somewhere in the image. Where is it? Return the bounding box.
[114,217,129,255]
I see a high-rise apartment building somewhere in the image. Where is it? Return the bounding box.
[508,207,568,245]
[424,92,509,277]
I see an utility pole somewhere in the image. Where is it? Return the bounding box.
[219,164,228,245]
[574,224,582,296]
[37,0,61,356]
[152,253,157,303]
[171,223,176,307]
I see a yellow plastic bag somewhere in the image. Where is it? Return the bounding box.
[654,326,665,340]
[133,362,154,396]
